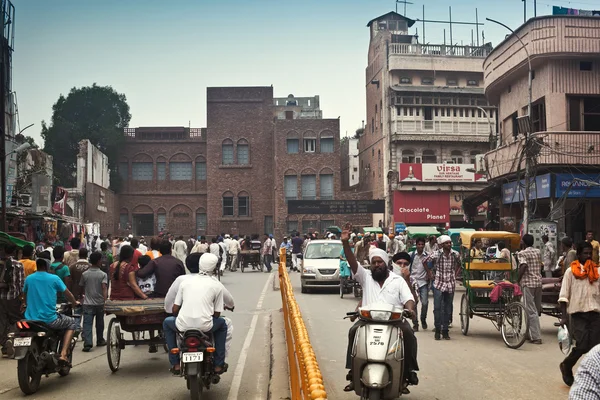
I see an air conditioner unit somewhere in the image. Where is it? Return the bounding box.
[475,154,486,173]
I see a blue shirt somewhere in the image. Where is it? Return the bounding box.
[24,272,66,324]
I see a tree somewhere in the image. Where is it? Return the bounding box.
[41,84,131,190]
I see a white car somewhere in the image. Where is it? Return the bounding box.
[300,240,342,293]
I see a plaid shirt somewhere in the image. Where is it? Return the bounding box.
[0,257,25,301]
[517,246,543,288]
[570,344,600,399]
[428,249,461,293]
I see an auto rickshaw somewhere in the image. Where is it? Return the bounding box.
[0,231,35,258]
[448,228,475,252]
[459,231,529,349]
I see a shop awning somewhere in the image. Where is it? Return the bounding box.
[463,183,500,218]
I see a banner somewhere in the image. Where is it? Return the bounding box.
[399,163,486,183]
[502,173,552,204]
[393,191,449,224]
[52,187,68,214]
[555,174,600,198]
[287,200,385,215]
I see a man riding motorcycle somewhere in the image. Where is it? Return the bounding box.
[341,224,419,393]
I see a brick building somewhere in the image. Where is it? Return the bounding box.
[117,87,370,239]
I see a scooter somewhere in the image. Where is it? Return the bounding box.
[345,302,411,400]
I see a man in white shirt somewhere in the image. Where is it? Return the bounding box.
[162,253,228,375]
[228,237,241,272]
[137,237,148,254]
[218,237,228,273]
[173,236,188,265]
[341,225,418,393]
[191,236,209,254]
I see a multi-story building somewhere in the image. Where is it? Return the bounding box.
[361,11,497,230]
[341,137,360,189]
[469,15,600,242]
[118,87,369,239]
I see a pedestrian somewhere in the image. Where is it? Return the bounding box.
[69,248,91,301]
[558,241,600,387]
[228,236,241,272]
[63,237,82,268]
[408,237,433,331]
[130,237,144,267]
[19,244,37,278]
[560,237,577,275]
[585,231,600,264]
[173,236,188,265]
[262,234,273,273]
[80,251,108,352]
[386,233,399,258]
[517,233,543,345]
[354,235,371,265]
[187,235,196,255]
[50,246,72,303]
[218,237,228,273]
[99,241,113,276]
[136,240,186,298]
[542,235,557,278]
[569,344,600,399]
[376,234,386,251]
[191,236,209,254]
[291,233,304,272]
[44,240,55,263]
[138,237,148,254]
[427,235,461,340]
[424,236,438,253]
[0,244,24,358]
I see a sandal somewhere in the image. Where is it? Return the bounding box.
[214,363,228,375]
[343,382,354,392]
[170,366,181,376]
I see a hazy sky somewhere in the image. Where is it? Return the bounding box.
[11,0,594,146]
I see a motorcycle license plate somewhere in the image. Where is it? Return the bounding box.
[13,337,32,347]
[182,352,204,363]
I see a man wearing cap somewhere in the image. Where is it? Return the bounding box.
[163,253,229,375]
[426,235,461,340]
[341,224,419,393]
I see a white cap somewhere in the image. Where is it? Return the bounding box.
[438,235,451,244]
[128,234,133,239]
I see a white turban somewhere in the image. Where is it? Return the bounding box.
[199,253,219,273]
[369,247,389,265]
[438,235,451,244]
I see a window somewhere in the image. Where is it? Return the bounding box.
[301,175,316,200]
[157,211,166,232]
[447,78,458,86]
[119,162,128,181]
[264,216,273,235]
[222,140,234,165]
[470,150,480,165]
[510,112,519,138]
[532,98,547,133]
[222,194,234,216]
[581,61,593,71]
[304,138,316,153]
[237,140,249,165]
[157,162,166,180]
[421,77,434,85]
[238,195,250,217]
[400,77,412,84]
[170,162,192,180]
[424,107,433,121]
[301,219,317,234]
[287,139,299,154]
[320,137,334,153]
[402,149,415,163]
[320,174,334,200]
[287,220,298,234]
[467,79,479,86]
[195,161,206,180]
[284,175,297,202]
[132,162,153,181]
[422,150,437,163]
[196,212,207,232]
[451,150,463,164]
[119,212,128,229]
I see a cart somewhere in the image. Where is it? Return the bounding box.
[459,231,529,349]
[239,250,261,272]
[104,299,168,372]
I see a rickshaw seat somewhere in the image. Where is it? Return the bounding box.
[465,262,512,271]
[466,280,511,290]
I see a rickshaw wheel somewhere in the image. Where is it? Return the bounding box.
[460,294,470,336]
[107,318,122,372]
[340,279,344,298]
[241,259,245,273]
[501,302,528,349]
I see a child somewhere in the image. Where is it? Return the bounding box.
[79,251,108,352]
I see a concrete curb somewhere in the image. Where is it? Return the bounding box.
[268,309,291,400]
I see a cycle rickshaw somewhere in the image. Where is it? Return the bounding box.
[459,231,529,349]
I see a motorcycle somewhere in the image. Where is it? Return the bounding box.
[177,307,233,400]
[11,304,81,395]
[345,302,411,400]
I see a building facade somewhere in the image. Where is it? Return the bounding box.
[475,15,600,242]
[361,11,497,230]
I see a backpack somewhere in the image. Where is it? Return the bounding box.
[100,252,110,275]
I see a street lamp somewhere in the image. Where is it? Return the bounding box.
[486,18,533,234]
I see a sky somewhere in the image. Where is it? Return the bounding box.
[11,0,599,146]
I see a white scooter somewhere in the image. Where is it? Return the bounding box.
[346,302,410,400]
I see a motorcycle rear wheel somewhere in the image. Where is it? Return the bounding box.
[188,373,203,400]
[17,342,42,395]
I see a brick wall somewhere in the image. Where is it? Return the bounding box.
[85,182,118,235]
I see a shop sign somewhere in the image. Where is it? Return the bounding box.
[502,173,552,204]
[97,190,107,213]
[393,191,449,224]
[399,163,487,183]
[555,174,600,198]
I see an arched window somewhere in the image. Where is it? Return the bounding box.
[157,156,166,181]
[222,191,234,216]
[196,208,207,233]
[451,150,463,164]
[469,150,480,165]
[195,156,206,181]
[320,131,334,153]
[237,139,249,165]
[238,191,250,217]
[284,173,298,202]
[157,208,167,232]
[222,139,234,165]
[319,171,334,200]
[422,150,437,163]
[401,149,415,163]
[119,209,129,230]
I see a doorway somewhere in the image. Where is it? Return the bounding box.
[133,214,154,237]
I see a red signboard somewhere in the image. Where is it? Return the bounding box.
[393,191,450,224]
[399,163,487,183]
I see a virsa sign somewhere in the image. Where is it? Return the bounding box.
[399,163,487,183]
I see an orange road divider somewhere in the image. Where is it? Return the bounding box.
[278,248,328,400]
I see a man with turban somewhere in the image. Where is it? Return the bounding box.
[162,253,229,375]
[341,226,419,394]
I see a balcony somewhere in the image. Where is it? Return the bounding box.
[123,127,205,141]
[388,43,491,74]
[389,43,491,58]
[485,131,600,179]
[392,119,494,142]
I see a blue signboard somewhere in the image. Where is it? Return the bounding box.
[395,222,407,234]
[555,174,600,198]
[502,173,552,204]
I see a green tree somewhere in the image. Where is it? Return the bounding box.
[41,84,131,190]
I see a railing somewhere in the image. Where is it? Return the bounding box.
[393,120,494,137]
[389,43,491,58]
[279,248,327,400]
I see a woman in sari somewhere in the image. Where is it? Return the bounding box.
[109,245,148,300]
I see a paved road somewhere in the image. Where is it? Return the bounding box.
[292,273,571,400]
[0,268,282,400]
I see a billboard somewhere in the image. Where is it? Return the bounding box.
[502,173,552,204]
[393,191,449,224]
[555,174,600,198]
[399,163,487,183]
[287,200,385,215]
